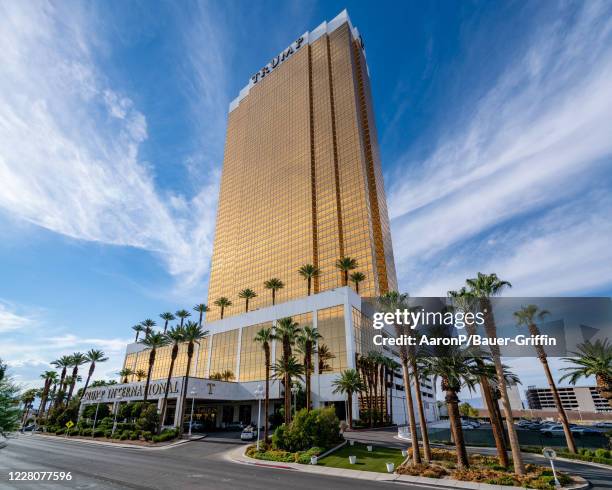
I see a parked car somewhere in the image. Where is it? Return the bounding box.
[21,424,38,432]
[540,424,564,436]
[240,426,255,441]
[592,422,612,432]
[460,422,477,430]
[571,427,601,436]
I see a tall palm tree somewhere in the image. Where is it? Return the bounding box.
[349,271,366,294]
[378,291,421,465]
[561,339,612,407]
[193,304,209,326]
[139,332,169,403]
[332,369,365,429]
[296,326,322,411]
[466,272,524,476]
[178,321,209,435]
[298,264,320,296]
[448,288,509,467]
[335,257,358,286]
[214,297,232,319]
[264,278,284,306]
[132,324,145,342]
[408,344,432,462]
[275,317,301,423]
[80,349,108,402]
[118,368,134,383]
[175,309,191,327]
[20,389,37,427]
[514,305,576,453]
[421,333,485,469]
[160,326,185,429]
[238,289,257,312]
[135,369,147,382]
[272,356,304,420]
[141,319,157,336]
[254,327,275,443]
[385,358,400,424]
[159,312,175,333]
[37,371,57,423]
[66,352,87,403]
[51,356,72,408]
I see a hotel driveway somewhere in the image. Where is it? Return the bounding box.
[0,434,432,490]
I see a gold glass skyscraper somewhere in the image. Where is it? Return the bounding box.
[207,10,397,321]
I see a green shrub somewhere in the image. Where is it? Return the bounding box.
[55,428,65,435]
[129,431,139,440]
[142,431,153,441]
[152,428,178,443]
[104,429,112,438]
[81,428,92,436]
[296,447,323,464]
[136,403,159,433]
[93,429,105,437]
[82,403,110,420]
[119,433,129,440]
[272,407,341,452]
[595,449,610,459]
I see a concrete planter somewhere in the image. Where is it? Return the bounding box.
[401,449,408,457]
[349,440,354,446]
[310,456,318,465]
[367,445,373,452]
[386,462,395,473]
[349,455,357,464]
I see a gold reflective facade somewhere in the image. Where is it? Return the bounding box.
[207,21,397,321]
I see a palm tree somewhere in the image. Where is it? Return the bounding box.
[408,344,432,462]
[254,327,275,443]
[332,369,364,429]
[238,289,257,312]
[66,352,87,403]
[159,312,175,333]
[175,309,191,327]
[132,324,145,342]
[421,333,485,469]
[51,356,72,408]
[139,332,169,402]
[118,368,134,383]
[20,389,37,427]
[296,326,322,411]
[335,257,358,286]
[193,304,209,326]
[385,358,400,424]
[141,319,157,336]
[298,264,320,296]
[178,321,209,435]
[449,288,509,467]
[561,339,612,407]
[221,370,235,381]
[317,344,334,373]
[214,297,232,319]
[466,272,524,476]
[275,317,302,423]
[515,305,576,453]
[80,349,108,402]
[349,272,366,294]
[378,291,421,465]
[264,278,284,306]
[272,356,304,420]
[160,326,185,429]
[37,371,58,423]
[135,369,147,382]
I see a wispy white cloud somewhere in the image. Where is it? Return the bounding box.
[0,1,225,292]
[0,300,36,332]
[388,1,612,296]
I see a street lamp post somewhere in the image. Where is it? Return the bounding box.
[254,385,264,451]
[111,394,122,437]
[291,384,298,416]
[91,401,101,438]
[188,388,197,437]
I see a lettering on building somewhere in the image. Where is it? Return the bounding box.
[82,380,180,402]
[251,36,304,84]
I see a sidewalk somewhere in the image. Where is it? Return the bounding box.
[225,445,590,490]
[30,432,205,450]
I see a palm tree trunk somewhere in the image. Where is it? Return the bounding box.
[347,391,353,429]
[272,290,276,306]
[160,347,178,432]
[307,278,311,296]
[447,389,469,468]
[343,271,348,286]
[410,357,431,463]
[305,343,312,411]
[66,367,78,402]
[264,347,270,443]
[400,356,421,465]
[179,343,195,436]
[389,371,394,424]
[143,349,156,403]
[80,363,95,403]
[479,372,509,466]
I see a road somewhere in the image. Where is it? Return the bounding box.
[0,434,432,490]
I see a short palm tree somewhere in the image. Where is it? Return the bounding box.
[254,327,275,442]
[80,349,108,402]
[118,368,134,383]
[37,371,58,423]
[20,389,38,427]
[298,264,320,296]
[132,324,145,342]
[221,370,235,381]
[178,321,209,434]
[159,312,175,333]
[193,304,209,326]
[238,289,257,312]
[515,305,576,453]
[349,271,366,294]
[160,326,185,429]
[296,326,322,411]
[66,352,87,403]
[317,344,335,373]
[272,356,304,419]
[135,369,147,382]
[264,278,284,306]
[51,355,72,408]
[332,369,364,429]
[466,272,524,476]
[214,297,232,319]
[336,257,358,286]
[561,339,612,407]
[275,317,301,423]
[175,309,191,327]
[138,332,169,402]
[141,319,157,336]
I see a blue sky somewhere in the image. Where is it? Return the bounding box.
[1,1,611,391]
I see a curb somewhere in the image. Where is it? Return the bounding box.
[31,432,202,450]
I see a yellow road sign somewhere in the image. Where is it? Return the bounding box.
[65,421,74,429]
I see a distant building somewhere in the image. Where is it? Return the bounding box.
[526,385,611,413]
[505,383,524,411]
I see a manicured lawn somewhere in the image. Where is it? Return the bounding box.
[317,443,406,472]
